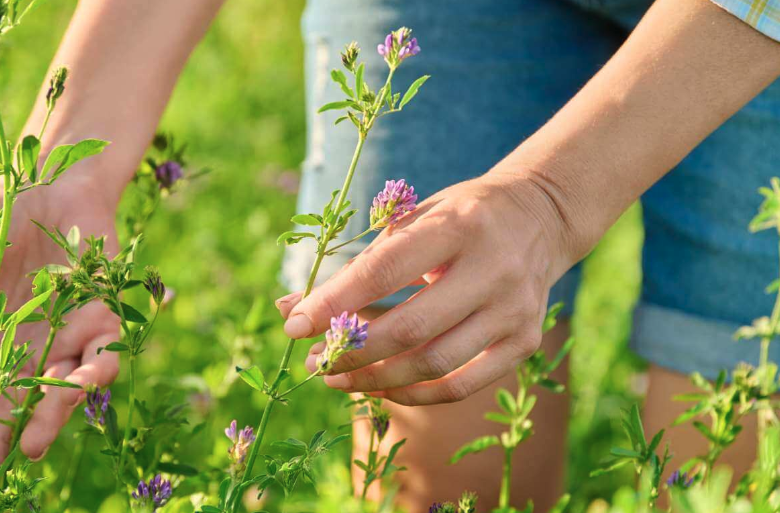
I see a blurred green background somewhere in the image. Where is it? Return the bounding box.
[0,0,646,511]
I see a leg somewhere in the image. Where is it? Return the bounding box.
[643,364,758,484]
[352,315,572,511]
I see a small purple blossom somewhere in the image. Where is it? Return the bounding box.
[225,420,256,477]
[317,312,369,372]
[131,474,172,512]
[428,502,455,513]
[371,414,390,441]
[370,179,417,228]
[84,386,110,427]
[666,470,694,488]
[154,160,184,190]
[377,27,421,67]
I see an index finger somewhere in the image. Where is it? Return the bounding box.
[283,216,462,339]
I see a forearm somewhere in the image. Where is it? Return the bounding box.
[24,0,224,203]
[496,0,780,273]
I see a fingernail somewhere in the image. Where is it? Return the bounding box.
[30,447,49,462]
[324,374,352,390]
[284,313,314,339]
[275,292,301,310]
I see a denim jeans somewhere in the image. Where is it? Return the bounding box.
[282,0,780,379]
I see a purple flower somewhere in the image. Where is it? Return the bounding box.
[667,469,694,488]
[84,386,110,427]
[371,414,390,441]
[317,312,369,372]
[131,474,172,511]
[377,27,421,67]
[154,160,184,190]
[143,266,166,306]
[428,502,455,513]
[370,179,417,229]
[225,420,256,477]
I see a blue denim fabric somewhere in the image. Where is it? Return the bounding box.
[282,0,780,378]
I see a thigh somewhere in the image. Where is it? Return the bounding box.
[352,320,572,511]
[643,365,757,487]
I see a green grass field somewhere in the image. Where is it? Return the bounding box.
[0,1,646,511]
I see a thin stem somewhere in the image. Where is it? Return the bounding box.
[10,325,58,447]
[499,448,512,508]
[0,118,15,270]
[117,354,137,477]
[60,434,87,511]
[757,237,780,446]
[361,423,377,501]
[327,227,374,254]
[275,371,319,400]
[37,105,54,141]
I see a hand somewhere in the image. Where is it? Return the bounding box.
[0,170,121,460]
[277,170,572,406]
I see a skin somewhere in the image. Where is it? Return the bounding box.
[1,0,778,508]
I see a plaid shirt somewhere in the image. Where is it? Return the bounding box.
[711,0,780,42]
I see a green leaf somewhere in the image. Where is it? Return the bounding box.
[97,342,129,354]
[589,458,631,477]
[330,69,354,98]
[276,231,316,246]
[111,302,147,324]
[484,412,513,424]
[325,433,351,449]
[398,75,430,110]
[6,289,53,328]
[39,145,73,181]
[12,376,81,389]
[66,225,80,255]
[450,435,500,464]
[495,388,517,414]
[32,268,53,313]
[381,438,406,477]
[355,63,365,100]
[236,365,265,392]
[317,100,357,114]
[290,214,321,226]
[1,322,16,369]
[20,135,40,182]
[54,139,110,178]
[538,378,565,394]
[271,438,307,453]
[542,302,565,334]
[610,447,642,459]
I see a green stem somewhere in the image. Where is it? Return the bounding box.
[361,423,377,501]
[60,434,87,511]
[499,447,513,508]
[0,117,15,271]
[757,237,780,445]
[327,227,374,254]
[275,371,319,400]
[37,105,54,141]
[10,325,58,448]
[117,354,136,477]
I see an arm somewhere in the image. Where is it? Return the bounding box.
[279,0,780,406]
[3,0,224,459]
[24,0,224,203]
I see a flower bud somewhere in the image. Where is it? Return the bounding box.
[154,160,184,190]
[131,474,172,512]
[143,266,166,306]
[341,41,360,72]
[46,67,68,110]
[84,385,111,429]
[458,491,478,513]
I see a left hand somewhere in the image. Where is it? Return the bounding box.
[276,169,574,406]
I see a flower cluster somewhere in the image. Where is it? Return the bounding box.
[45,66,68,110]
[225,420,256,478]
[369,179,418,229]
[316,312,368,373]
[666,469,694,489]
[131,474,172,512]
[429,502,456,513]
[154,160,184,190]
[84,386,110,428]
[377,27,420,68]
[143,266,166,306]
[341,41,360,72]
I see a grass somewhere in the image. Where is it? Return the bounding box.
[0,1,645,511]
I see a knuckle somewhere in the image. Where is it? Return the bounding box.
[438,378,471,404]
[456,197,492,233]
[356,251,400,298]
[389,310,430,349]
[414,346,452,380]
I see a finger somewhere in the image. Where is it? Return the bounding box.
[284,218,462,339]
[47,301,116,362]
[324,307,506,392]
[275,291,303,319]
[20,358,79,460]
[370,337,532,406]
[58,333,121,408]
[326,267,490,374]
